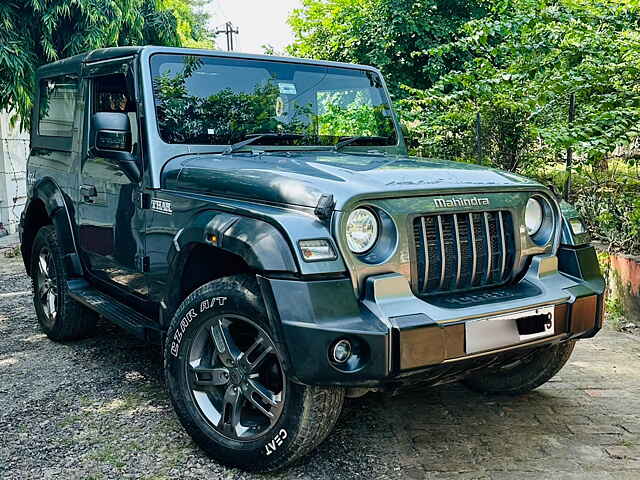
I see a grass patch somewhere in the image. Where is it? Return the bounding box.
[57,414,84,428]
[89,444,127,469]
[94,393,148,414]
[606,295,625,331]
[1,245,21,258]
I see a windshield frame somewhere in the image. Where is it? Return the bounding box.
[146,51,404,154]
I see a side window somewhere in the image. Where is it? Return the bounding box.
[92,74,138,152]
[39,76,78,137]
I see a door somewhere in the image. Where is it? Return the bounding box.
[77,62,147,296]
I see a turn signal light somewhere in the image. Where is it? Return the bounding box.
[298,239,337,262]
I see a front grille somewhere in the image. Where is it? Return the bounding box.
[412,211,516,295]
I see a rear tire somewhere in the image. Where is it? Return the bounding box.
[31,225,96,341]
[463,341,576,395]
[164,275,344,472]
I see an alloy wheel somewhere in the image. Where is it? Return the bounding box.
[186,315,286,441]
[36,247,57,328]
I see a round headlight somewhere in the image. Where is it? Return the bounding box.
[346,208,379,254]
[525,198,544,236]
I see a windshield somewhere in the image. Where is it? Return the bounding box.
[150,54,398,148]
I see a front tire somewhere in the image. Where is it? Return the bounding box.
[164,275,344,472]
[31,225,96,341]
[463,341,576,395]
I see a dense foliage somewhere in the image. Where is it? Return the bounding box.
[562,167,640,254]
[161,0,212,49]
[288,0,486,96]
[402,0,640,171]
[0,0,211,127]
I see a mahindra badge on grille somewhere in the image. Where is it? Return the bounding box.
[433,197,490,208]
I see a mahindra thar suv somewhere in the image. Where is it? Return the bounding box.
[20,46,604,471]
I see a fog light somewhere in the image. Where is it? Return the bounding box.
[331,339,352,364]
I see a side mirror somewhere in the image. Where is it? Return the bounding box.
[90,112,140,183]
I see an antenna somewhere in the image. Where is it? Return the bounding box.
[215,22,239,51]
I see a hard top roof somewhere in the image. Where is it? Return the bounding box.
[36,46,380,78]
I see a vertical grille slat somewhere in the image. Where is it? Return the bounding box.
[437,216,446,290]
[456,214,473,288]
[413,210,516,295]
[421,217,430,290]
[498,211,507,280]
[453,215,462,288]
[468,213,477,285]
[483,212,493,284]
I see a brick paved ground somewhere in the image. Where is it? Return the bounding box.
[1,254,639,479]
[390,330,640,479]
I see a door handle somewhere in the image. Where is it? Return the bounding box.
[80,184,97,203]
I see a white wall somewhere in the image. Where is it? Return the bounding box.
[0,111,29,234]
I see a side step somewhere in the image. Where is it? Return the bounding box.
[68,281,161,342]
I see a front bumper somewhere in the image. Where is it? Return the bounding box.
[259,245,605,387]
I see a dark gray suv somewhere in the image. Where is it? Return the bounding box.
[20,46,604,471]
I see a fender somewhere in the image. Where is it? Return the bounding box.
[556,203,605,340]
[21,177,83,277]
[169,210,298,272]
[556,202,604,294]
[558,200,591,247]
[159,210,299,325]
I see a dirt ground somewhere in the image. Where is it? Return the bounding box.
[1,254,639,480]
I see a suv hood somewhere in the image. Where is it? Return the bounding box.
[161,152,543,210]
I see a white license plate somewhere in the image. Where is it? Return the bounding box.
[465,305,555,354]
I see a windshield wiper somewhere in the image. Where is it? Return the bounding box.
[334,135,390,152]
[223,133,305,155]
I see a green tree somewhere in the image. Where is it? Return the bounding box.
[402,0,640,173]
[160,0,213,48]
[0,0,211,127]
[288,0,486,96]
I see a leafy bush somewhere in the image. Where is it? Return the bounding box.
[543,165,640,254]
[399,0,640,254]
[401,0,640,172]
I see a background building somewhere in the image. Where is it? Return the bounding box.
[0,112,28,235]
